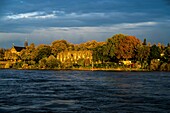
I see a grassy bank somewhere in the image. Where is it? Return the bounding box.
[12,67,149,72]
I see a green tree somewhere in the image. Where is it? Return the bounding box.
[136,44,150,68]
[33,44,51,62]
[149,44,161,60]
[93,44,109,63]
[39,57,47,69]
[164,46,170,62]
[20,43,36,61]
[46,55,61,68]
[51,40,69,57]
[0,48,5,60]
[77,58,85,67]
[143,38,147,45]
[167,43,170,47]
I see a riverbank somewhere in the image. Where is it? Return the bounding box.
[69,67,149,72]
[0,67,150,72]
[0,61,165,72]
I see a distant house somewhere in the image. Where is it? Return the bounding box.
[11,40,28,55]
[4,40,28,61]
[11,46,26,55]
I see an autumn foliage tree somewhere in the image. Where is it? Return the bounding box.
[106,34,140,60]
[77,40,105,51]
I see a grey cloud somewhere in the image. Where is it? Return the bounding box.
[0,0,170,48]
[0,11,164,33]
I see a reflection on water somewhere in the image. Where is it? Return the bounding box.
[0,70,170,113]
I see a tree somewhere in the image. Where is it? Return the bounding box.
[164,47,170,62]
[0,48,5,60]
[149,44,161,60]
[168,43,170,47]
[136,44,150,68]
[51,40,69,57]
[80,40,105,50]
[143,38,147,45]
[105,34,140,60]
[105,34,119,59]
[93,44,109,63]
[20,43,35,61]
[77,58,85,67]
[39,58,47,69]
[46,55,61,68]
[4,50,19,61]
[33,44,51,62]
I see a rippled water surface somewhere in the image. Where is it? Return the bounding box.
[0,70,170,113]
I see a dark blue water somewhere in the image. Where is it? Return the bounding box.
[0,70,170,113]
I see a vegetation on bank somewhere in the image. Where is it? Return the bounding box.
[0,34,170,71]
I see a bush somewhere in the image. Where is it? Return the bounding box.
[160,63,167,71]
[12,62,23,69]
[46,55,60,69]
[22,63,29,69]
[5,62,12,68]
[167,63,170,71]
[27,61,36,65]
[150,59,160,71]
[77,58,85,67]
[160,63,170,71]
[39,58,47,69]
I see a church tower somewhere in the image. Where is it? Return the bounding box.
[24,39,28,47]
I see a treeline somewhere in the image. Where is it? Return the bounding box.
[0,34,170,71]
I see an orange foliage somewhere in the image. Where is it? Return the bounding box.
[114,35,140,59]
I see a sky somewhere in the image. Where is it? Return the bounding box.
[0,0,170,48]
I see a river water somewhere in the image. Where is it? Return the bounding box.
[0,70,169,113]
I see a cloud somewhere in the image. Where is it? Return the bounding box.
[5,11,56,19]
[0,20,169,48]
[58,21,158,34]
[117,22,158,29]
[1,0,169,34]
[0,0,170,48]
[1,10,157,33]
